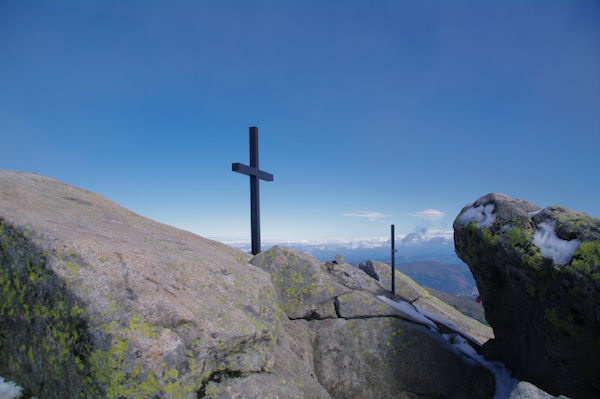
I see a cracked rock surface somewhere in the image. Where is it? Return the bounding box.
[251,247,495,399]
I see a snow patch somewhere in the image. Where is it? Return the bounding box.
[439,334,518,399]
[415,306,461,332]
[377,295,437,329]
[533,221,580,266]
[528,210,542,217]
[457,204,496,228]
[377,296,518,399]
[0,377,23,399]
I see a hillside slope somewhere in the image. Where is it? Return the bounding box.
[0,170,497,398]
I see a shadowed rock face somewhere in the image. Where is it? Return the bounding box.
[454,193,600,399]
[0,170,496,398]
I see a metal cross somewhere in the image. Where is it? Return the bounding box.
[232,127,274,255]
[391,224,396,295]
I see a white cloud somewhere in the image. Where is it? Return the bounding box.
[342,211,392,220]
[400,227,453,245]
[211,229,454,252]
[412,209,445,221]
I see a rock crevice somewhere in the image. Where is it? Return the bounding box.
[250,247,496,399]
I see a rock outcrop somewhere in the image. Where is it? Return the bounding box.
[0,171,322,398]
[251,248,495,398]
[0,170,498,398]
[454,193,600,399]
[359,260,494,344]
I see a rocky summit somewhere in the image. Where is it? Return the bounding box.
[454,193,600,399]
[0,171,498,398]
[0,171,494,399]
[3,171,575,399]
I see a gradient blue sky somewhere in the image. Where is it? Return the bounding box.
[1,0,599,246]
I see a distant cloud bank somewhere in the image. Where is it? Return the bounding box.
[211,228,453,252]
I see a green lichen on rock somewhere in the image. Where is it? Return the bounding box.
[250,246,346,319]
[84,319,200,399]
[543,308,576,336]
[536,206,599,242]
[0,220,236,399]
[0,220,99,398]
[570,241,600,274]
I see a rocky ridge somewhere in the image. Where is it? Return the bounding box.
[0,171,567,398]
[250,247,495,398]
[0,170,496,398]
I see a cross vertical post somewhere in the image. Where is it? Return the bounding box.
[249,127,260,255]
[391,224,395,295]
[232,127,274,255]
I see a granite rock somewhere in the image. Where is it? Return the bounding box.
[0,171,326,398]
[454,193,600,399]
[0,171,500,398]
[359,260,494,344]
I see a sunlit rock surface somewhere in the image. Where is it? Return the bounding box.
[251,248,495,398]
[0,171,325,398]
[359,259,494,344]
[1,170,498,398]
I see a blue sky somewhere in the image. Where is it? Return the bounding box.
[1,0,599,248]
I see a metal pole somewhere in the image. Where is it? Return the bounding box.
[391,224,395,295]
[249,127,260,255]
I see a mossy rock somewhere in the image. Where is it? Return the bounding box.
[250,246,348,319]
[454,193,600,399]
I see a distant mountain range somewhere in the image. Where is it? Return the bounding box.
[224,238,479,297]
[391,260,478,297]
[424,287,487,326]
[345,257,478,298]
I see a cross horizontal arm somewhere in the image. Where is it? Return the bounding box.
[232,163,274,181]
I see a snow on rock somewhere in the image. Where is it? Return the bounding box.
[0,377,23,399]
[533,221,580,266]
[457,204,496,228]
[416,305,460,332]
[377,295,437,329]
[377,295,519,399]
[440,334,519,399]
[454,194,599,398]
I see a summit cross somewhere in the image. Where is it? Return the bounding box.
[232,126,274,255]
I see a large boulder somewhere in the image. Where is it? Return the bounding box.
[454,193,600,399]
[359,260,494,344]
[310,317,494,399]
[0,171,327,398]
